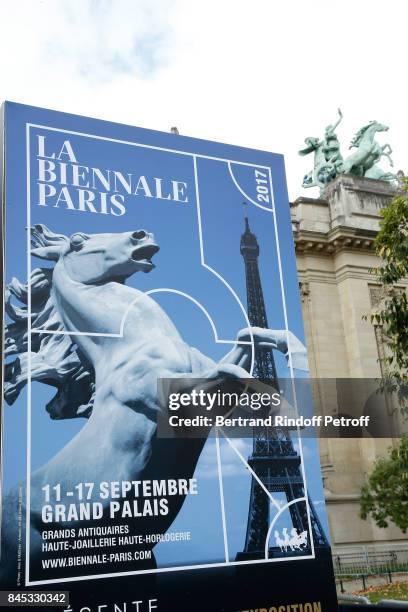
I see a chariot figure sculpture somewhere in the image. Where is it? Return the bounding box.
[299,108,343,191]
[299,110,396,192]
[2,224,307,579]
[322,108,343,170]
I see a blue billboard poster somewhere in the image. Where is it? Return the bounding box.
[1,102,338,611]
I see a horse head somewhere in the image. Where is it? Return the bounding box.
[371,121,389,134]
[6,224,161,421]
[298,137,321,156]
[31,224,160,284]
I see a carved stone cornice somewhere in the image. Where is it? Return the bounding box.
[291,175,397,256]
[294,225,377,255]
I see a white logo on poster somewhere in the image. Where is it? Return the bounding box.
[274,527,308,552]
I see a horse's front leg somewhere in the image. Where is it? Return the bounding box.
[222,327,308,372]
[385,153,394,167]
[219,336,253,371]
[382,144,393,156]
[380,144,394,167]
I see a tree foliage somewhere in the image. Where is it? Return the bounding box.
[360,437,408,532]
[369,178,408,407]
[360,180,408,532]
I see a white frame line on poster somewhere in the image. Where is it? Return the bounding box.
[24,123,315,586]
[265,162,315,560]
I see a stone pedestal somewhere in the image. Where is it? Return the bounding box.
[291,174,407,550]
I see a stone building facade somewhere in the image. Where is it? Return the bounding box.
[291,174,407,549]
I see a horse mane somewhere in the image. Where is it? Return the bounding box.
[349,121,377,149]
[4,225,95,420]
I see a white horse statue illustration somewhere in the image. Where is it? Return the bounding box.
[274,530,286,552]
[274,527,308,553]
[2,225,307,579]
[290,527,308,550]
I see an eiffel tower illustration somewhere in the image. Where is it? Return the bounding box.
[236,211,328,560]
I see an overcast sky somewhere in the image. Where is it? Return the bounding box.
[1,0,406,201]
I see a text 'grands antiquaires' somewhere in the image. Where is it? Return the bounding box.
[35,136,190,215]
